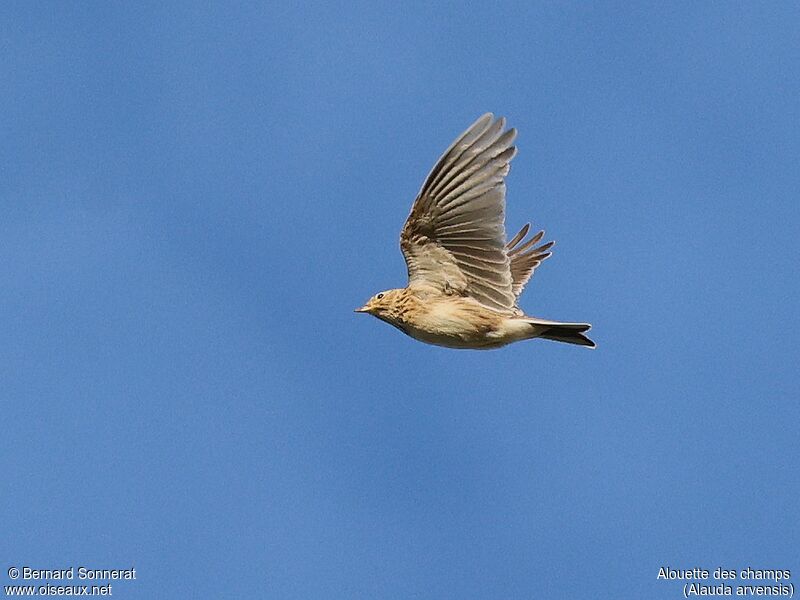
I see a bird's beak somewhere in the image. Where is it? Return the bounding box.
[354,305,370,313]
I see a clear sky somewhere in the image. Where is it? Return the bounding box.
[2,3,798,598]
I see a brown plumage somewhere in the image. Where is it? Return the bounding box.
[356,114,594,349]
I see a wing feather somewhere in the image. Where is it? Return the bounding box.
[401,114,550,311]
[506,223,555,298]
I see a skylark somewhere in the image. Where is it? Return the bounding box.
[356,113,595,349]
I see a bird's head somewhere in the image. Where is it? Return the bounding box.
[355,289,403,317]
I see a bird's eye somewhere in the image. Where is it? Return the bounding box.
[376,293,385,300]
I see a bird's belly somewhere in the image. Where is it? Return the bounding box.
[406,329,503,349]
[400,302,509,349]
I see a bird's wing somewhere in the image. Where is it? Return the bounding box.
[400,113,518,313]
[506,223,554,298]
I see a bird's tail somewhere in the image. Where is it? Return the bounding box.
[526,318,595,348]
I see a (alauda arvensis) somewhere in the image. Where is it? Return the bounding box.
[356,114,594,350]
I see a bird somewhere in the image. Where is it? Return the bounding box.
[355,113,595,350]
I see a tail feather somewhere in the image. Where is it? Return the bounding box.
[527,319,595,348]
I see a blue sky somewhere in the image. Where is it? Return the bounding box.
[2,2,798,598]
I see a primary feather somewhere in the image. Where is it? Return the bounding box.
[400,114,518,312]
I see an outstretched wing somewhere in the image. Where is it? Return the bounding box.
[400,114,518,313]
[506,223,554,298]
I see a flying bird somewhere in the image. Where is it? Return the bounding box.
[356,114,594,349]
